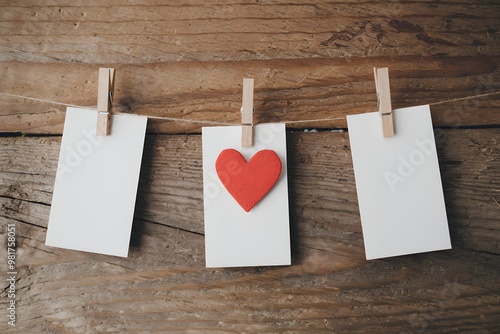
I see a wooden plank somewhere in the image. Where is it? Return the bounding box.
[1,1,499,134]
[1,57,499,134]
[0,129,498,332]
[0,1,499,63]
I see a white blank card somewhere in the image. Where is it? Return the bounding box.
[347,105,451,260]
[46,107,147,257]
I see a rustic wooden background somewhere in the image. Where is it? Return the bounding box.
[1,1,499,333]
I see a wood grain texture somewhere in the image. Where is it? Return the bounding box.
[1,1,499,62]
[0,130,499,333]
[1,1,499,134]
[1,58,499,134]
[1,1,499,333]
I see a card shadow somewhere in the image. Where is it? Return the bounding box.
[129,134,156,250]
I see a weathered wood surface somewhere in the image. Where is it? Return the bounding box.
[0,130,499,333]
[1,1,499,333]
[1,1,499,133]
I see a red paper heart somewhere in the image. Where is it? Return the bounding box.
[216,149,282,212]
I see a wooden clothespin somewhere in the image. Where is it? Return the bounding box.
[96,68,115,136]
[373,67,394,137]
[241,78,254,147]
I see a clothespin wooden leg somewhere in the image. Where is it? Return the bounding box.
[380,113,394,137]
[96,68,115,136]
[374,67,395,137]
[241,78,254,147]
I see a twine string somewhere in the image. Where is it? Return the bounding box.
[0,90,499,126]
[0,92,85,108]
